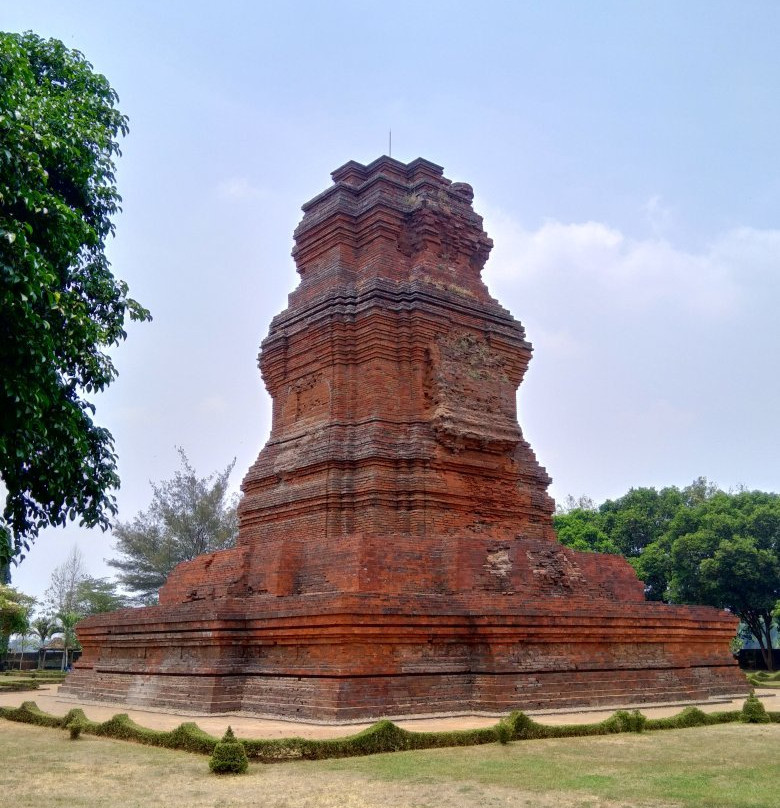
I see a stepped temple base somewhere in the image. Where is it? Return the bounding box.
[64,157,747,718]
[62,540,746,720]
[62,606,745,721]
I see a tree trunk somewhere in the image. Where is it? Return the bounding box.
[762,616,775,672]
[745,613,775,671]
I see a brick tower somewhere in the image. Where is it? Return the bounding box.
[63,158,746,719]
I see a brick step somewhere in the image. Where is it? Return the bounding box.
[61,665,747,721]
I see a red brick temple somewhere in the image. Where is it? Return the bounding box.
[63,157,746,719]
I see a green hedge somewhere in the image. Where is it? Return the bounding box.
[746,670,780,688]
[0,680,40,692]
[1,696,778,764]
[0,702,218,754]
[2,670,67,679]
[240,719,503,761]
[0,670,67,692]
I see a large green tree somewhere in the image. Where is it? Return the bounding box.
[553,507,619,555]
[0,582,35,664]
[598,485,687,557]
[75,576,128,614]
[555,482,780,668]
[108,451,239,602]
[0,31,150,570]
[555,478,720,561]
[656,491,780,670]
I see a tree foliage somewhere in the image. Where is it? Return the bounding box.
[29,613,57,668]
[56,609,80,670]
[0,582,35,661]
[44,544,126,617]
[554,480,780,670]
[44,544,87,614]
[598,485,687,557]
[75,576,129,614]
[108,450,239,602]
[553,507,619,555]
[658,490,780,669]
[0,31,150,569]
[554,478,718,561]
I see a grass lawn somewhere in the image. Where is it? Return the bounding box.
[1,719,778,808]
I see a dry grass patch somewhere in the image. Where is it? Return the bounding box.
[1,720,779,808]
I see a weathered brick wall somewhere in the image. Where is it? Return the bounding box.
[63,157,747,719]
[67,588,745,719]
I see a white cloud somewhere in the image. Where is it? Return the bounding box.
[481,209,780,322]
[478,210,780,503]
[709,227,780,281]
[216,177,268,201]
[643,194,674,236]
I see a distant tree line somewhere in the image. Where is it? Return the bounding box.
[554,478,780,670]
[0,450,238,667]
[0,546,128,670]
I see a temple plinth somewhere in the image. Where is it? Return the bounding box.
[62,158,746,719]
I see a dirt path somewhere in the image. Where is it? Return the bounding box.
[1,684,773,740]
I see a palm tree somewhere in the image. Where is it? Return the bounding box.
[30,615,58,669]
[16,628,35,670]
[55,611,81,671]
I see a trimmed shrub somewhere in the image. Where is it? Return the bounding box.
[644,707,746,731]
[0,680,40,692]
[505,711,547,740]
[90,713,218,753]
[167,722,219,755]
[91,713,148,741]
[502,709,650,741]
[63,708,90,725]
[2,698,778,764]
[673,706,709,728]
[495,720,512,745]
[2,701,65,728]
[741,692,770,724]
[604,710,647,733]
[209,727,249,774]
[241,719,501,762]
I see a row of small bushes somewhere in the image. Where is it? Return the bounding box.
[0,670,67,692]
[0,680,40,693]
[1,695,777,764]
[2,669,68,680]
[0,702,217,754]
[24,670,68,679]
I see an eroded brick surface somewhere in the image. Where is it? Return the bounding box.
[63,157,747,718]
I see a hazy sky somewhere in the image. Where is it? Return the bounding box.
[4,1,779,601]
